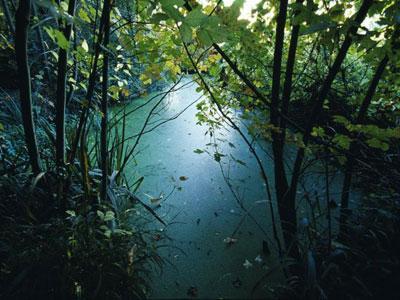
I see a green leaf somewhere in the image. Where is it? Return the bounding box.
[66,210,76,217]
[185,8,206,27]
[311,127,325,137]
[160,0,184,21]
[97,210,105,220]
[333,115,349,125]
[300,21,334,35]
[208,25,230,43]
[78,8,91,22]
[151,13,169,23]
[197,28,213,47]
[180,24,192,43]
[104,211,115,222]
[45,27,69,49]
[366,138,389,151]
[333,134,351,150]
[160,0,184,8]
[54,29,69,49]
[230,0,245,20]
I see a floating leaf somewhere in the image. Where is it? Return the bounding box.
[193,148,204,154]
[243,259,253,269]
[214,152,225,162]
[254,255,263,264]
[223,237,238,245]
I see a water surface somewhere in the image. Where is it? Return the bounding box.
[113,79,359,298]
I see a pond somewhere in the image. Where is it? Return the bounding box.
[112,78,360,299]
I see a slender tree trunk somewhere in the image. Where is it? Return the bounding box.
[339,54,389,238]
[1,0,15,34]
[100,0,112,202]
[55,0,77,167]
[15,0,42,175]
[68,2,108,164]
[280,0,303,136]
[270,0,293,255]
[284,0,373,239]
[274,1,304,259]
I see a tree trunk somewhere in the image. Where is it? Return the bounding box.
[55,0,77,167]
[270,0,294,256]
[100,0,112,202]
[15,0,41,175]
[280,0,303,136]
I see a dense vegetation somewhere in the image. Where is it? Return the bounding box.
[1,0,399,298]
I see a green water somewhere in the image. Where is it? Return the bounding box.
[111,78,359,298]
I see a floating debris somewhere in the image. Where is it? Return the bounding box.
[143,192,163,206]
[243,259,253,269]
[179,176,189,181]
[196,218,201,225]
[255,255,263,264]
[223,237,238,245]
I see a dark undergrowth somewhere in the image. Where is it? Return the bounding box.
[0,170,164,299]
[270,189,400,299]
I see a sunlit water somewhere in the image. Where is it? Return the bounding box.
[111,78,360,299]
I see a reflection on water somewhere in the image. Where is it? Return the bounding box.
[111,78,360,299]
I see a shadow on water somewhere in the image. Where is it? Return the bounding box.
[111,78,360,299]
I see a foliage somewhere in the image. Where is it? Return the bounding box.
[0,171,161,299]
